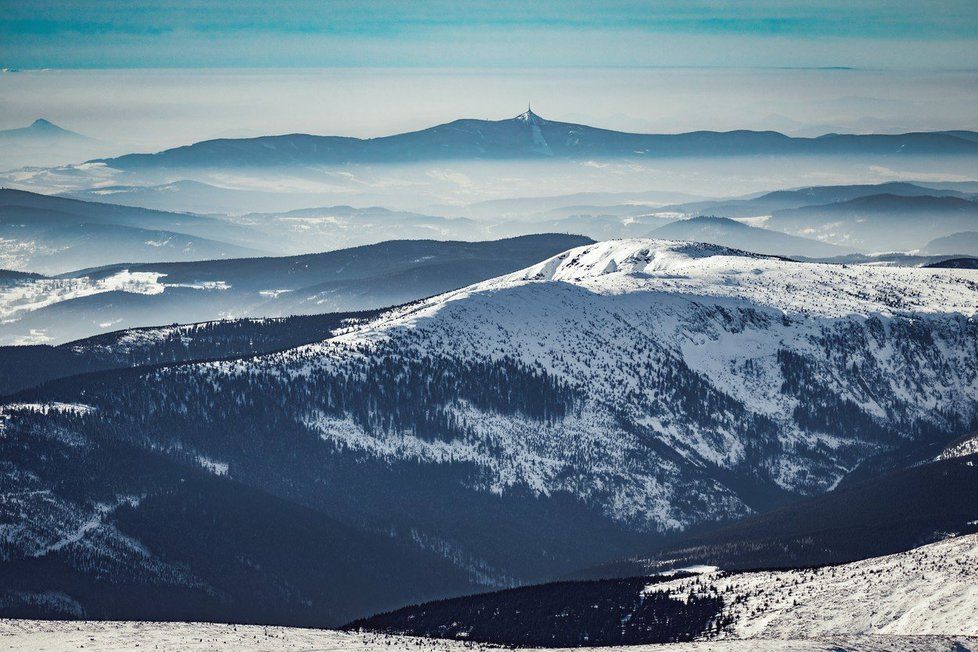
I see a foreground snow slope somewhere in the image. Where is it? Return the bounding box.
[5,536,976,648]
[653,532,978,639]
[0,620,974,652]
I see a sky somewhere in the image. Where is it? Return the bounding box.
[1,2,976,156]
[2,0,977,70]
[3,68,978,150]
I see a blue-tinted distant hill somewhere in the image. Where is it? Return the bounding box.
[0,118,90,142]
[651,216,855,258]
[93,110,978,170]
[0,119,116,168]
[0,189,266,273]
[766,193,978,251]
[0,233,593,345]
[656,181,971,219]
[923,231,978,257]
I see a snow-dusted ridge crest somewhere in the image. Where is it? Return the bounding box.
[211,238,978,516]
[330,239,978,334]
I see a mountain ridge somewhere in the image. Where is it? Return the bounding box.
[93,111,978,170]
[2,237,977,623]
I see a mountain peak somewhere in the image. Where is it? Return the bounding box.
[514,106,547,125]
[24,118,84,137]
[29,118,63,131]
[507,238,758,284]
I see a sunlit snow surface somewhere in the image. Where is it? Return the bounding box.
[651,533,978,639]
[0,622,974,651]
[936,434,978,461]
[210,238,978,528]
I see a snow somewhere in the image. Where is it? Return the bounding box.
[193,238,978,529]
[650,532,978,639]
[1,402,94,416]
[659,565,719,577]
[0,270,230,324]
[304,404,735,528]
[9,239,976,546]
[935,434,978,461]
[196,455,229,476]
[1,493,144,559]
[0,620,974,652]
[0,270,166,321]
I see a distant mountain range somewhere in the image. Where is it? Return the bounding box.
[233,204,481,253]
[92,111,978,170]
[651,216,854,258]
[61,180,351,216]
[924,231,978,257]
[0,118,90,143]
[0,189,265,273]
[0,119,115,169]
[5,181,978,281]
[658,181,973,219]
[0,233,592,344]
[766,193,978,252]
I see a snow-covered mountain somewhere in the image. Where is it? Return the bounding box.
[301,238,978,496]
[2,238,977,620]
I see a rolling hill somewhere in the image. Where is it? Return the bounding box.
[0,119,111,169]
[650,216,854,257]
[923,230,978,257]
[93,111,978,171]
[348,532,978,645]
[0,189,266,272]
[0,234,593,344]
[765,193,978,251]
[657,181,971,220]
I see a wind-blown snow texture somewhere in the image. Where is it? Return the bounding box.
[348,533,978,647]
[3,239,978,592]
[0,620,974,652]
[652,532,978,639]
[282,239,978,518]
